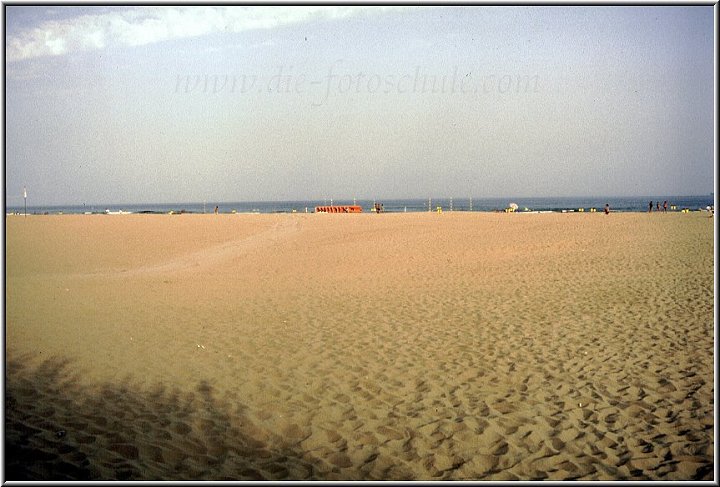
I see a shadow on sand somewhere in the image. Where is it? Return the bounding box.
[5,355,330,480]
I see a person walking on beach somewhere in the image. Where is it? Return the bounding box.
[656,201,660,212]
[648,201,653,212]
[214,205,219,214]
[604,203,610,215]
[663,200,668,212]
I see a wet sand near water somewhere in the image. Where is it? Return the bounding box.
[5,212,714,480]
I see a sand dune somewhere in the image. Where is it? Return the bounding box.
[5,212,714,480]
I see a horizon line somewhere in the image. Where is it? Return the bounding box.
[6,193,715,209]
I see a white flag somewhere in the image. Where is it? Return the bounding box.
[23,187,27,199]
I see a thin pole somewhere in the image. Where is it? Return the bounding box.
[23,187,27,218]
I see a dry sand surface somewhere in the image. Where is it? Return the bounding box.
[4,211,715,480]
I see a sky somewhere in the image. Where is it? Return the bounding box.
[3,6,715,206]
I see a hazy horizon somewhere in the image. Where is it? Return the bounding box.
[4,6,715,207]
[7,194,714,211]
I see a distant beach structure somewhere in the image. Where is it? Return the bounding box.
[315,205,362,213]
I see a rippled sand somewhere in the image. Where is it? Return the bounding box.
[5,212,714,480]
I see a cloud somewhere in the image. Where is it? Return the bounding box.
[6,6,402,62]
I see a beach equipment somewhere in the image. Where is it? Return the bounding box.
[509,203,518,210]
[315,205,362,213]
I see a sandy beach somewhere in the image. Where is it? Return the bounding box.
[4,211,714,480]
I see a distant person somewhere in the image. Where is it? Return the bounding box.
[604,203,610,215]
[648,201,653,212]
[214,206,219,214]
[663,201,668,212]
[380,203,384,213]
[656,201,660,212]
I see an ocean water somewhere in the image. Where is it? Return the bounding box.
[6,195,714,215]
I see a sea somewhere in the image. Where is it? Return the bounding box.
[6,195,715,215]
